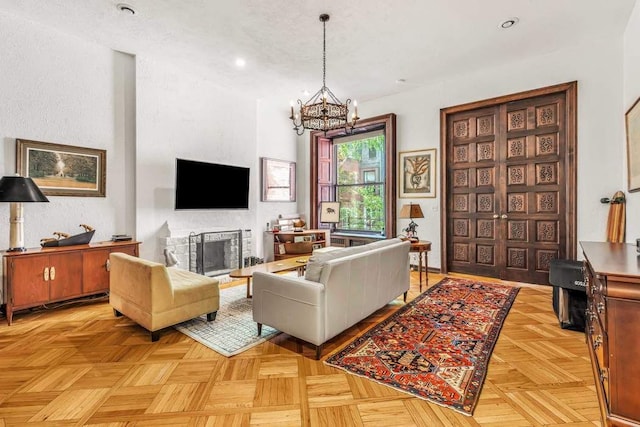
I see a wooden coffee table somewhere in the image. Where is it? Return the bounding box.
[229,255,310,298]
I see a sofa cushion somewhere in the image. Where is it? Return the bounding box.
[304,238,401,282]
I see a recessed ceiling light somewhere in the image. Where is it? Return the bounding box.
[235,58,246,68]
[117,3,136,15]
[499,17,519,29]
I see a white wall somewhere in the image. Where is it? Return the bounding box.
[0,11,130,248]
[256,98,299,256]
[135,56,259,260]
[624,1,640,241]
[347,36,625,268]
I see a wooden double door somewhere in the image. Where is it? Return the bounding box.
[441,82,577,284]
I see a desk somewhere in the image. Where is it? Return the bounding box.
[229,255,309,298]
[410,240,431,291]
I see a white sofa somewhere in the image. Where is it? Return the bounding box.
[252,238,410,359]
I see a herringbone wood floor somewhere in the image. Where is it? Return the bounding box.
[0,272,600,426]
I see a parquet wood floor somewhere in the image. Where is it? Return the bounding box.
[0,272,600,426]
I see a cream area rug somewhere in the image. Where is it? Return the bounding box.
[174,284,279,357]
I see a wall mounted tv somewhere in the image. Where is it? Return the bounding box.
[175,158,250,209]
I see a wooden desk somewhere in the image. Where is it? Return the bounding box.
[229,255,310,298]
[410,240,431,291]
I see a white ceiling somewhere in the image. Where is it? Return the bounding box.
[0,0,636,104]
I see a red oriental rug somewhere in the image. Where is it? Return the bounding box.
[324,277,519,416]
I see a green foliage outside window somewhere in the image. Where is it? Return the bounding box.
[335,134,385,233]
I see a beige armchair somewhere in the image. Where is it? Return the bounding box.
[109,252,220,341]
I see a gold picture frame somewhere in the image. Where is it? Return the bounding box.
[626,96,640,192]
[16,139,106,197]
[399,148,436,198]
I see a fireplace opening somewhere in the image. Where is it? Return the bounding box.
[201,240,227,273]
[189,230,243,276]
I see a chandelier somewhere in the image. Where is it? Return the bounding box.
[289,14,358,135]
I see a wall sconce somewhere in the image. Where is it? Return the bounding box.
[0,176,49,251]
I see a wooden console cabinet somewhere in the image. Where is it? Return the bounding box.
[263,229,329,261]
[581,241,640,426]
[2,240,140,325]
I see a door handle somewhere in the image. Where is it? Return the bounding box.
[501,214,508,219]
[43,267,49,281]
[50,266,56,281]
[105,259,110,272]
[492,214,499,219]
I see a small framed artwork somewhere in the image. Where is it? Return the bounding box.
[312,243,323,250]
[399,148,436,198]
[293,236,306,243]
[16,139,106,197]
[261,157,296,202]
[626,96,640,192]
[319,201,340,223]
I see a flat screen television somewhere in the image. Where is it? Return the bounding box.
[175,158,250,209]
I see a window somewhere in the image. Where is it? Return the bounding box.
[334,131,385,233]
[310,113,397,237]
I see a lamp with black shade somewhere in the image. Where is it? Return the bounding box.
[319,201,340,232]
[399,203,424,241]
[0,176,49,251]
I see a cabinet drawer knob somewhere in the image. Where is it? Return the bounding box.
[43,267,49,281]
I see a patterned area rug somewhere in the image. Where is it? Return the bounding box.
[324,277,519,416]
[174,284,279,357]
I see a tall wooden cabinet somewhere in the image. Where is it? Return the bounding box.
[581,241,640,426]
[2,241,140,325]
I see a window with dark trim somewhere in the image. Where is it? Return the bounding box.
[310,113,397,238]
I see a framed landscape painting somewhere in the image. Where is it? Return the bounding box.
[626,96,640,192]
[16,139,106,197]
[399,148,436,198]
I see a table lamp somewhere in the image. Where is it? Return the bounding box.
[320,201,340,232]
[399,203,424,240]
[0,176,49,251]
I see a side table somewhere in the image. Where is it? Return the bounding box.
[409,240,431,291]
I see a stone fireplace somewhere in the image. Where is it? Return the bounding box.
[189,230,242,276]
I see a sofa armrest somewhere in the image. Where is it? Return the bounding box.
[252,272,326,345]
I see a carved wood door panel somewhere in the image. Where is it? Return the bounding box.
[443,83,576,285]
[447,106,502,279]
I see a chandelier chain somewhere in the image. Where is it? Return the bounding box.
[322,17,326,90]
